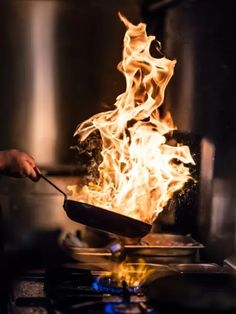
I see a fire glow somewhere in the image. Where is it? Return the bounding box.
[94,261,154,291]
[112,261,152,288]
[68,14,195,224]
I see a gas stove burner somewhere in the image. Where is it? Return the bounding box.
[93,277,140,295]
[105,302,157,314]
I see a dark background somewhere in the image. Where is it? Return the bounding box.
[142,0,236,178]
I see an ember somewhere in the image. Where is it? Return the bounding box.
[68,13,195,224]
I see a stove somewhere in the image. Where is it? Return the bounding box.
[9,261,236,314]
[10,262,236,314]
[10,265,161,314]
[8,232,236,314]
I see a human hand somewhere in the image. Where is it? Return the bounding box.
[0,149,40,181]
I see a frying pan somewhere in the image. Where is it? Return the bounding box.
[143,272,236,313]
[38,172,152,238]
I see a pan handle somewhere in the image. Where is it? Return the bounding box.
[34,167,67,200]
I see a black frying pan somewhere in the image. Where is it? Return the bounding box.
[143,272,236,313]
[39,172,152,238]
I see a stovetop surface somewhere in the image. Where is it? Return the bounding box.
[11,265,159,314]
[10,261,236,314]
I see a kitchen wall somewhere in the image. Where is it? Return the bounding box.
[143,0,236,178]
[142,0,236,262]
[0,0,142,244]
[0,0,141,166]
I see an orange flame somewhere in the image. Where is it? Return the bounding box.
[111,260,154,287]
[68,13,195,224]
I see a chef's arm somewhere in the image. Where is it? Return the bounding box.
[0,149,39,181]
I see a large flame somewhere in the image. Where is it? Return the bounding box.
[68,13,195,224]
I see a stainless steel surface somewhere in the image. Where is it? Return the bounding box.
[225,256,236,272]
[63,247,112,264]
[0,0,144,243]
[62,232,203,264]
[198,138,215,242]
[62,262,174,273]
[0,0,140,167]
[169,263,232,274]
[126,233,203,257]
[0,176,81,244]
[143,0,236,266]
